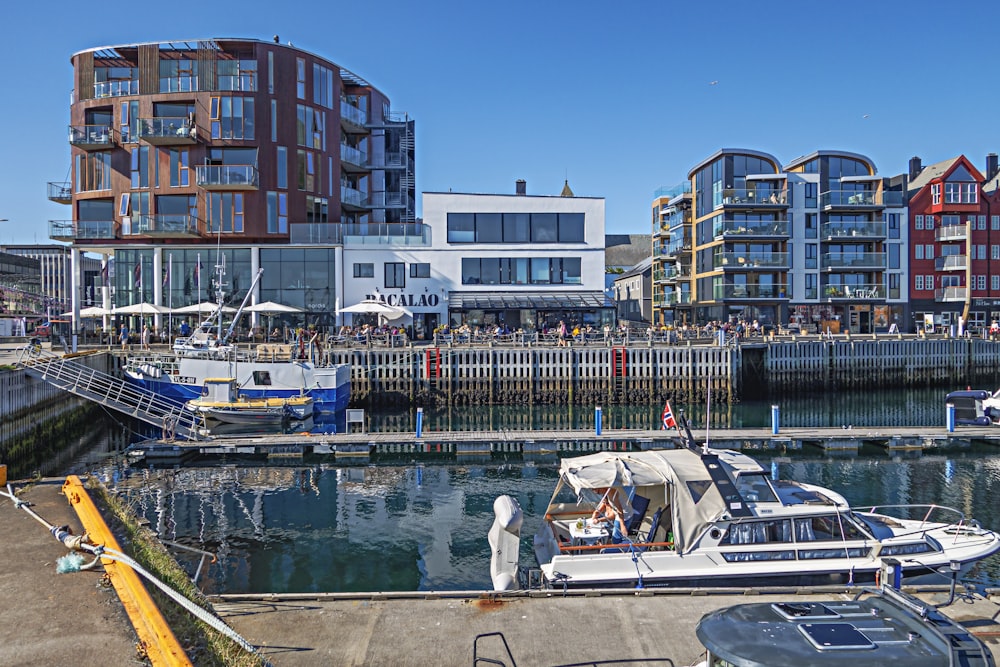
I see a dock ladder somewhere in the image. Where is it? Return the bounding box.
[14,345,205,441]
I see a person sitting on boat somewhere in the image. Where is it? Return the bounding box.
[591,489,629,544]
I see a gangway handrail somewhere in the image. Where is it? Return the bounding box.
[14,345,205,440]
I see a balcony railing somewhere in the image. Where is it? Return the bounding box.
[47,181,72,204]
[822,284,883,300]
[69,125,113,149]
[935,286,968,302]
[719,188,788,207]
[217,75,256,92]
[714,218,790,237]
[94,79,138,98]
[340,143,368,169]
[138,117,197,145]
[341,185,366,208]
[821,221,887,238]
[935,224,968,242]
[820,252,886,270]
[340,101,368,128]
[159,76,199,93]
[48,220,115,241]
[935,255,967,271]
[381,151,414,171]
[820,190,903,208]
[195,165,259,190]
[653,292,691,307]
[653,266,682,283]
[132,214,204,237]
[714,284,789,300]
[715,252,790,269]
[343,223,431,246]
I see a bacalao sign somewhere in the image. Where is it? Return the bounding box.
[366,293,441,309]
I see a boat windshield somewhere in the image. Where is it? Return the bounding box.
[733,472,779,503]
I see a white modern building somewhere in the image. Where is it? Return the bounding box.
[340,180,612,338]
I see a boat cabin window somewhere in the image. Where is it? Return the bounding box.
[794,516,866,542]
[252,370,272,385]
[723,519,792,545]
[733,472,778,503]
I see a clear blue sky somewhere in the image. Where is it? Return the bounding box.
[3,0,1000,244]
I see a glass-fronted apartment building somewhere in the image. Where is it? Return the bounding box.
[655,149,907,334]
[50,38,415,329]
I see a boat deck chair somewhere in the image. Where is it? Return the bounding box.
[626,495,650,536]
[600,507,663,555]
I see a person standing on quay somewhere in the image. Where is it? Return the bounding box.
[141,324,151,350]
[119,323,129,350]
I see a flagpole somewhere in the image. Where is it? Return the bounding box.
[197,252,201,304]
[167,253,173,344]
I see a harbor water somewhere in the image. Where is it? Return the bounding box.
[52,386,1000,595]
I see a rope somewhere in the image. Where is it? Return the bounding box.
[2,483,265,663]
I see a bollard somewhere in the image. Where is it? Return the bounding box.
[416,406,424,438]
[946,403,955,433]
[595,406,602,435]
[771,404,780,435]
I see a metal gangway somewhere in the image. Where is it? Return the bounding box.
[14,344,205,441]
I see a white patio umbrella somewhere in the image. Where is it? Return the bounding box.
[113,302,172,315]
[61,305,112,318]
[173,301,237,314]
[337,299,410,318]
[244,301,305,315]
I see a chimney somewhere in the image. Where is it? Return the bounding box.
[908,156,923,180]
[515,179,526,195]
[987,153,999,181]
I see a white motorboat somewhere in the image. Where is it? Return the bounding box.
[490,432,1000,591]
[945,388,1000,425]
[185,377,313,426]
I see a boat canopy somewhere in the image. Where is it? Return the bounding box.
[558,449,765,554]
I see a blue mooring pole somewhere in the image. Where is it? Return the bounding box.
[946,403,955,433]
[771,404,780,435]
[595,406,602,435]
[416,406,424,438]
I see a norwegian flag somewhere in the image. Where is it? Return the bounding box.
[661,400,677,430]
[133,261,142,289]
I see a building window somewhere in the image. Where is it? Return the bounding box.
[886,212,900,239]
[804,213,817,239]
[924,244,934,259]
[277,146,287,190]
[446,212,588,244]
[76,152,112,192]
[925,215,935,229]
[805,244,817,269]
[130,146,149,189]
[461,257,582,285]
[992,245,1000,260]
[210,97,255,140]
[914,275,924,291]
[992,216,1000,231]
[914,215,924,230]
[168,149,189,187]
[993,275,1000,290]
[207,192,244,233]
[915,245,924,260]
[271,99,277,141]
[977,244,987,260]
[218,59,257,92]
[267,51,274,94]
[306,196,328,222]
[925,275,934,290]
[313,64,334,109]
[297,150,316,191]
[978,275,987,290]
[803,183,817,208]
[354,263,374,278]
[410,263,431,278]
[931,183,941,205]
[266,192,287,234]
[296,58,306,99]
[385,262,405,288]
[887,243,900,270]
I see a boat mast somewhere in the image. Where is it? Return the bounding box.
[222,268,265,345]
[213,254,226,340]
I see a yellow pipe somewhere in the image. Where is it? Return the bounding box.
[63,475,193,667]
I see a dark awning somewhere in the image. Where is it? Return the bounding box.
[448,291,611,310]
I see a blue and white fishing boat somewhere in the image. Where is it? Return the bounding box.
[123,263,350,415]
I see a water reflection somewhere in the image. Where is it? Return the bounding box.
[107,449,1000,595]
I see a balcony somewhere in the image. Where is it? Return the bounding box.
[69,125,113,150]
[132,214,204,238]
[654,292,691,307]
[341,185,367,210]
[935,255,967,272]
[935,286,967,302]
[719,188,788,208]
[340,143,368,171]
[138,117,197,145]
[48,220,115,241]
[715,252,790,270]
[714,218,789,238]
[93,79,138,98]
[653,266,682,283]
[158,76,200,93]
[935,224,968,242]
[47,181,72,204]
[195,165,259,190]
[821,221,887,239]
[340,100,368,131]
[289,223,343,244]
[823,284,883,300]
[343,223,431,246]
[714,284,789,300]
[820,252,886,270]
[368,191,413,210]
[820,190,903,210]
[381,151,414,171]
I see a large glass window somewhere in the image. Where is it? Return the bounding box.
[207,193,244,233]
[447,213,475,243]
[461,257,581,285]
[266,192,287,234]
[277,147,288,189]
[76,152,112,192]
[168,149,189,187]
[503,213,530,242]
[210,96,255,140]
[130,147,149,189]
[476,213,502,242]
[447,212,588,244]
[531,213,558,242]
[158,59,197,93]
[354,263,374,278]
[217,58,257,92]
[385,262,405,288]
[558,213,585,242]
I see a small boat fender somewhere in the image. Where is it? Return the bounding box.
[488,495,523,592]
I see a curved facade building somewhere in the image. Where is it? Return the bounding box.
[50,38,415,329]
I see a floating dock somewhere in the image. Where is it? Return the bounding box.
[127,425,1000,463]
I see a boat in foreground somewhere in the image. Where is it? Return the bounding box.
[490,428,1000,591]
[946,388,1000,425]
[694,584,995,667]
[185,377,313,426]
